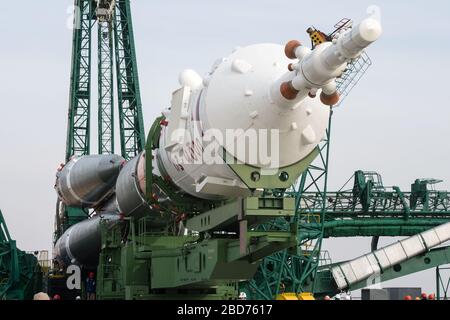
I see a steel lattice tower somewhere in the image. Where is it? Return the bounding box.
[57,0,145,239]
[66,0,145,162]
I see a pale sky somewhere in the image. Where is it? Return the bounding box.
[0,0,449,296]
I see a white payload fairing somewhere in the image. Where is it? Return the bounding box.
[54,15,383,266]
[114,16,382,215]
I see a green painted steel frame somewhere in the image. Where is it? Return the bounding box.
[98,19,115,154]
[62,0,95,238]
[96,197,297,299]
[0,209,16,297]
[241,110,334,299]
[294,172,450,222]
[294,109,333,293]
[66,0,94,162]
[66,0,145,160]
[0,210,41,300]
[113,0,145,160]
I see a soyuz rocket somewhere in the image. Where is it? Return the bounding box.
[54,15,383,267]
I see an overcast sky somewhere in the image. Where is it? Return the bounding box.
[0,0,449,295]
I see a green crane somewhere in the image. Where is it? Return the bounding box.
[0,210,41,300]
[56,0,145,239]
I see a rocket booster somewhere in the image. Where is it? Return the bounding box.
[55,154,124,208]
[54,213,120,267]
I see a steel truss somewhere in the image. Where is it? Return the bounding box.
[59,0,145,238]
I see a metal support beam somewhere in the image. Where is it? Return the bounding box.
[66,0,93,161]
[0,210,41,300]
[240,110,333,300]
[113,0,145,159]
[301,219,450,239]
[436,265,450,300]
[98,20,115,154]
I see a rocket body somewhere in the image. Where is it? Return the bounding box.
[114,17,382,218]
